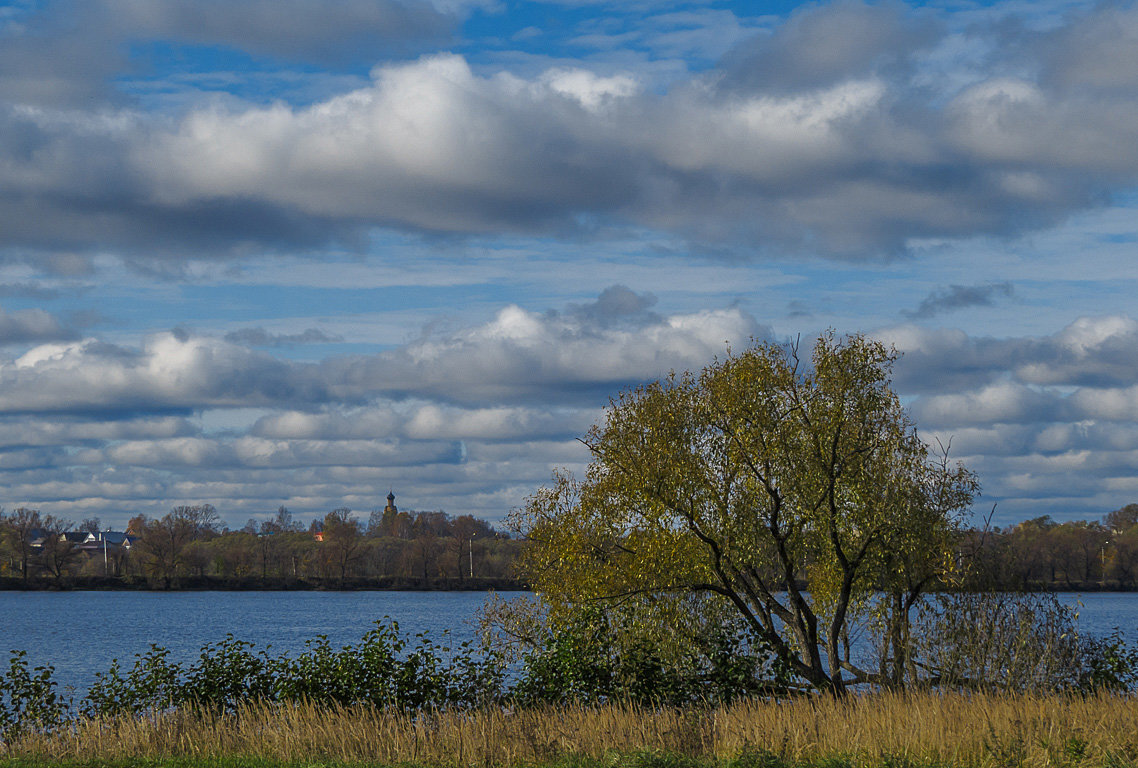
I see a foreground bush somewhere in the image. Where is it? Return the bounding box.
[79,620,504,718]
[1,619,505,744]
[510,603,787,706]
[0,652,67,743]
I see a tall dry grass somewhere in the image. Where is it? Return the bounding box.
[5,692,1137,766]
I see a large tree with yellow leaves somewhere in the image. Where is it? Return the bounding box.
[511,333,977,696]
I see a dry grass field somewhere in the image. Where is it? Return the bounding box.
[3,692,1137,767]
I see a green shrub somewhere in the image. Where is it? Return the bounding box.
[0,650,68,742]
[83,645,182,717]
[1078,629,1138,692]
[79,618,506,717]
[270,621,504,709]
[512,606,782,706]
[180,636,276,712]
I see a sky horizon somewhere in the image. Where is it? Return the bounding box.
[2,0,1138,530]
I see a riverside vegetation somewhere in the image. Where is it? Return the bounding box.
[2,604,1138,765]
[5,335,1138,766]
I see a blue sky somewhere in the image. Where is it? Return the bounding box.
[1,0,1137,529]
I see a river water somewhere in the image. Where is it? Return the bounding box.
[0,590,1134,697]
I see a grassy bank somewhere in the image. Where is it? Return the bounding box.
[0,755,986,768]
[3,692,1137,767]
[0,755,974,768]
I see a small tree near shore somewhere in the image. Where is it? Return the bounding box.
[511,333,977,696]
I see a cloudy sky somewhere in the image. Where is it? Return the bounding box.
[1,0,1137,529]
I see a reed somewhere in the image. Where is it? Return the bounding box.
[4,692,1137,767]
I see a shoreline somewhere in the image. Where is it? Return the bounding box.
[0,575,529,592]
[6,575,1134,592]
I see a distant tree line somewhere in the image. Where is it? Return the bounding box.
[8,499,1138,592]
[0,504,525,590]
[963,503,1138,590]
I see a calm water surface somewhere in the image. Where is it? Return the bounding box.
[0,590,1135,696]
[0,590,513,696]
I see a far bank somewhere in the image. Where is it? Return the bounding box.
[0,575,527,591]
